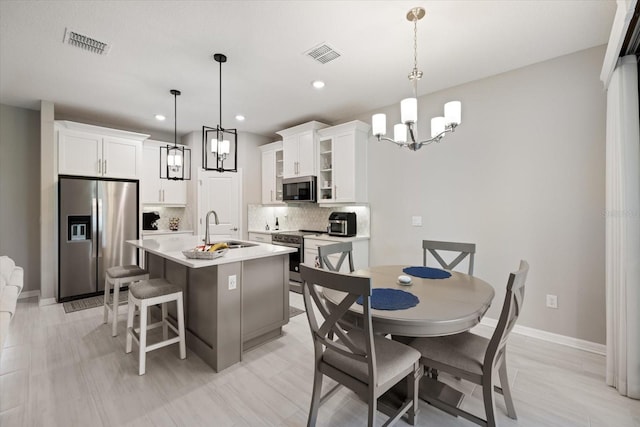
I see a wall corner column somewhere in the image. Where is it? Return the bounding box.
[40,101,56,305]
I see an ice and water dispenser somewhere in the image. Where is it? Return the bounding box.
[68,215,91,241]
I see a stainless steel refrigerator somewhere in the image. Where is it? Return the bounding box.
[58,177,139,301]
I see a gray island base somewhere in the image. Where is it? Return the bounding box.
[127,237,296,372]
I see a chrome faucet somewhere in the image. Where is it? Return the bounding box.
[204,210,220,245]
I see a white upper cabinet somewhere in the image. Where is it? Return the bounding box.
[141,141,187,205]
[277,121,328,178]
[317,120,370,204]
[56,121,148,179]
[260,141,285,205]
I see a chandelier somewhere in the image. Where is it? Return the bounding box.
[160,89,191,180]
[202,53,238,172]
[371,7,462,151]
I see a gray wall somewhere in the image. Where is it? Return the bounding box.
[349,46,607,344]
[0,104,41,292]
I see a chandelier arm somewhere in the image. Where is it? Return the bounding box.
[376,135,410,147]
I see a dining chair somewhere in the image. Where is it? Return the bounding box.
[409,260,529,427]
[422,239,476,275]
[299,264,421,427]
[317,241,355,273]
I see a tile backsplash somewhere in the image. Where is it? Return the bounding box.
[248,204,370,236]
[143,206,192,231]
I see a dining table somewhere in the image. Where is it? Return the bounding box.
[321,264,496,416]
[322,264,495,338]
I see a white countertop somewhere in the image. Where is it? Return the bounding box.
[127,236,296,268]
[248,230,369,242]
[304,234,370,242]
[142,229,194,236]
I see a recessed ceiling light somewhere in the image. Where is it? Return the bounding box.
[235,115,245,121]
[312,80,325,89]
[155,114,166,121]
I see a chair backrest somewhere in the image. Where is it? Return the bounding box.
[422,239,476,275]
[318,241,355,273]
[299,264,376,381]
[484,260,529,371]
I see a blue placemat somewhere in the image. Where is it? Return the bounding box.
[403,266,452,279]
[356,288,419,310]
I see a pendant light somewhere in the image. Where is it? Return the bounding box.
[371,7,462,151]
[202,53,238,172]
[160,89,191,180]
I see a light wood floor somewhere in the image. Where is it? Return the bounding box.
[1,294,638,426]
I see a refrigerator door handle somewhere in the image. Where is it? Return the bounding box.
[96,197,103,258]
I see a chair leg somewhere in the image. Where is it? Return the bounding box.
[367,387,377,427]
[103,277,111,324]
[125,299,135,354]
[111,281,120,337]
[138,301,148,375]
[406,361,420,425]
[482,372,498,427]
[307,369,323,427]
[161,302,168,340]
[498,358,517,419]
[177,294,186,360]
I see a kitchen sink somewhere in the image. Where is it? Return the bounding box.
[224,241,259,249]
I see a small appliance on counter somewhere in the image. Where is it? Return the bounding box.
[143,211,161,230]
[328,212,357,237]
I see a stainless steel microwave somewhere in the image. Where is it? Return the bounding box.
[282,176,317,203]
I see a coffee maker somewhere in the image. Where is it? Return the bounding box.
[142,211,160,230]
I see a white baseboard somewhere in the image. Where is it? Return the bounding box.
[18,290,40,299]
[38,297,57,307]
[477,317,606,356]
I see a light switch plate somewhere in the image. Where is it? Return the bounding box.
[412,216,422,226]
[228,274,237,290]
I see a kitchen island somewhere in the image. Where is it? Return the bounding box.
[127,236,296,372]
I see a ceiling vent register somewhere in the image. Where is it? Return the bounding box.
[63,28,111,55]
[306,43,340,64]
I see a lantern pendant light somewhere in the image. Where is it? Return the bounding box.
[160,89,191,180]
[202,53,238,172]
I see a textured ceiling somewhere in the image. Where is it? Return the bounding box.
[0,1,616,139]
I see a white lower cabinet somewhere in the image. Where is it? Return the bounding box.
[141,142,187,205]
[303,237,369,273]
[248,232,273,243]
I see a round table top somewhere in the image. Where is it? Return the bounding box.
[322,265,495,337]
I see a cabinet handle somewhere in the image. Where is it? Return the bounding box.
[334,185,337,199]
[98,160,102,174]
[162,189,165,202]
[159,189,162,202]
[104,160,107,175]
[231,227,238,231]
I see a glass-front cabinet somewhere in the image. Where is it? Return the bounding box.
[316,120,370,204]
[260,141,285,205]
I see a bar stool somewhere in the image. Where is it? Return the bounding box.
[125,278,186,375]
[104,265,149,337]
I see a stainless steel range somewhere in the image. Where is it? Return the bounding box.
[271,230,325,291]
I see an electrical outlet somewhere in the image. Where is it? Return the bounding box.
[228,274,237,290]
[412,216,423,226]
[546,294,558,309]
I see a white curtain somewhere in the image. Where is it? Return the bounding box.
[606,54,640,399]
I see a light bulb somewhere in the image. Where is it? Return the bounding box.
[431,117,445,138]
[394,124,407,143]
[444,101,461,126]
[372,114,387,136]
[400,98,417,124]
